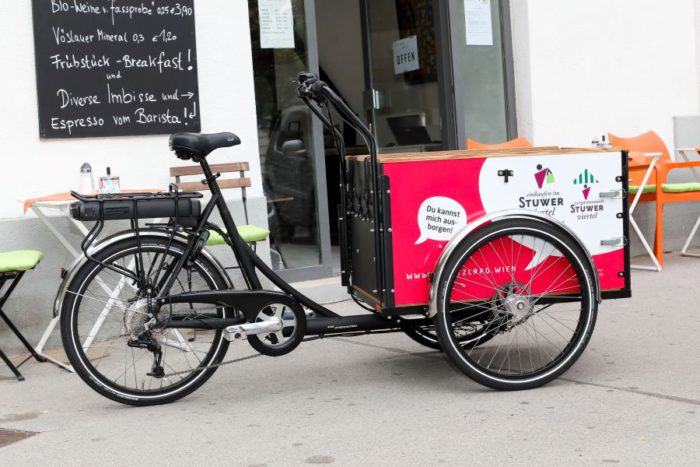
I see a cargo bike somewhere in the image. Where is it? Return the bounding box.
[56,73,631,405]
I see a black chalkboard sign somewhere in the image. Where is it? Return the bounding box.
[32,0,201,139]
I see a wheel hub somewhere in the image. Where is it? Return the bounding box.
[503,294,534,324]
[492,282,534,326]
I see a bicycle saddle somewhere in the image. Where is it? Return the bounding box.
[169,132,241,159]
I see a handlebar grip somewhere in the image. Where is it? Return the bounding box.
[297,72,317,84]
[309,80,326,100]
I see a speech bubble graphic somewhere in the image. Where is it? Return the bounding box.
[415,196,467,245]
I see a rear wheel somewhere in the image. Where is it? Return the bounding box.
[61,236,231,406]
[403,320,495,351]
[403,325,442,350]
[435,219,598,390]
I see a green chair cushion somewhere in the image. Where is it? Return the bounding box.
[661,182,700,193]
[207,226,270,246]
[628,184,656,195]
[0,250,43,273]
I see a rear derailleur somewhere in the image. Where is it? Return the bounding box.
[127,333,165,378]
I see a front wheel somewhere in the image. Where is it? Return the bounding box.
[60,236,232,406]
[435,219,598,390]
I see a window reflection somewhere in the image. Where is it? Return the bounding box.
[249,0,321,270]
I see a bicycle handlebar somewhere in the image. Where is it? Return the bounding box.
[296,72,377,157]
[297,71,385,299]
[296,72,326,102]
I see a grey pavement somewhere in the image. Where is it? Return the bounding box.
[0,254,699,466]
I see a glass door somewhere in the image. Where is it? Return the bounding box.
[362,0,447,153]
[362,0,516,152]
[248,0,332,280]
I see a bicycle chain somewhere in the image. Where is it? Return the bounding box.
[158,333,378,379]
[160,353,263,378]
[158,335,325,378]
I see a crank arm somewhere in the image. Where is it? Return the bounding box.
[161,316,246,330]
[224,317,283,341]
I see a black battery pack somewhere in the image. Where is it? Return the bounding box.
[70,192,202,225]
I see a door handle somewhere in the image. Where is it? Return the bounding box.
[600,237,627,247]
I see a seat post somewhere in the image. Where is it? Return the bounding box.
[198,156,215,182]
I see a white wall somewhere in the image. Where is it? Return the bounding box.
[511,0,699,149]
[0,0,261,220]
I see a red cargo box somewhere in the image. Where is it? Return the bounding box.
[346,147,630,312]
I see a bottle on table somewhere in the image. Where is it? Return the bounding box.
[78,162,95,194]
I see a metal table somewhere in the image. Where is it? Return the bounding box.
[23,190,159,372]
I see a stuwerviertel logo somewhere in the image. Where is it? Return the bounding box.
[573,169,599,199]
[534,164,555,189]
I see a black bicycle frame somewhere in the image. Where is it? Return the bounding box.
[149,159,340,320]
[74,73,433,337]
[148,163,435,336]
[153,76,381,320]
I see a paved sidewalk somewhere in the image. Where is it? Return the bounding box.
[0,254,699,466]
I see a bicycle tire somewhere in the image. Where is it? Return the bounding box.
[60,235,231,406]
[435,218,598,390]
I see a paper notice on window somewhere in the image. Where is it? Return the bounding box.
[259,0,295,49]
[393,35,420,74]
[465,0,493,46]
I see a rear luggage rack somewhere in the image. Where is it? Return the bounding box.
[68,186,205,284]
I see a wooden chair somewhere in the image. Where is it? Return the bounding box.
[170,162,269,247]
[609,131,700,267]
[467,137,533,150]
[0,250,46,381]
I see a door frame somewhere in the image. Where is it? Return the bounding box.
[267,0,333,283]
[500,0,518,141]
[283,0,333,283]
[434,0,459,149]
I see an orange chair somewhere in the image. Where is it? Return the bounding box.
[467,137,533,150]
[609,131,700,267]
